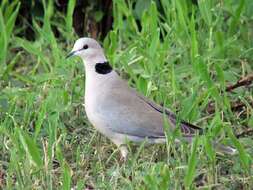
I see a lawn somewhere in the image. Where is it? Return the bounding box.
[0,0,253,189]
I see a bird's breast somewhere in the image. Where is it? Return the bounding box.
[84,80,112,128]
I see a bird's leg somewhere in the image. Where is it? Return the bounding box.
[119,145,128,162]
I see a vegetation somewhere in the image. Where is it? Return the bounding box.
[0,0,252,189]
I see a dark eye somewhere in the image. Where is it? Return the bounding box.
[83,44,89,49]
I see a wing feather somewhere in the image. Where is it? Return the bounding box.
[106,77,202,139]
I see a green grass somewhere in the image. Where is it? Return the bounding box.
[0,0,253,189]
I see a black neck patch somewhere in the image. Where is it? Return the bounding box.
[95,61,112,74]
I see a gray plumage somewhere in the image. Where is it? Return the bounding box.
[88,73,200,139]
[67,37,237,159]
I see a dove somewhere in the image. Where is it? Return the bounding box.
[67,37,236,160]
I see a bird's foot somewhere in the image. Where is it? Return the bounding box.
[119,145,128,162]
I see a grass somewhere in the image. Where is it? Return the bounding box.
[0,0,253,189]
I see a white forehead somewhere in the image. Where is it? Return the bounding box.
[73,37,102,50]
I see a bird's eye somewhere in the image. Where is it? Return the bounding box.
[83,44,89,49]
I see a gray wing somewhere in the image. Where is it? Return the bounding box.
[103,77,202,139]
[136,93,203,137]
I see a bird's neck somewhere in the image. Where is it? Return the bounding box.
[82,54,108,76]
[82,57,116,97]
[84,54,107,64]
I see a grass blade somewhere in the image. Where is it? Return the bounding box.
[18,129,43,168]
[66,0,76,34]
[184,137,199,188]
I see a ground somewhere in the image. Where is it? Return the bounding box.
[0,0,252,189]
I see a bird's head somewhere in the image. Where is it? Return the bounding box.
[67,38,106,64]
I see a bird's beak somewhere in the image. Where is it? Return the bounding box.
[66,51,76,59]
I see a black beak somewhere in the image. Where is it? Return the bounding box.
[66,51,76,59]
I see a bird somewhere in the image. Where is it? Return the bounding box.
[67,37,237,160]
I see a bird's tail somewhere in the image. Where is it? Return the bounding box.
[212,142,237,155]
